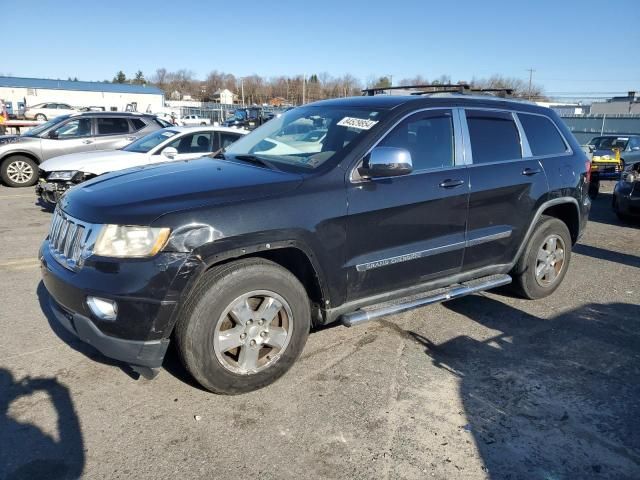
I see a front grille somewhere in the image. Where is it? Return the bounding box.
[48,209,91,270]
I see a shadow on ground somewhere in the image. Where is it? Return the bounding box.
[0,368,85,480]
[407,296,640,479]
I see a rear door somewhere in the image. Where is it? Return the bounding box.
[461,109,549,272]
[345,108,470,300]
[93,117,136,150]
[39,116,96,160]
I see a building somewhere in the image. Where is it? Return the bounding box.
[590,91,640,115]
[211,89,237,105]
[0,76,164,115]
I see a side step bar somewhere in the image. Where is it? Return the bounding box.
[341,274,512,327]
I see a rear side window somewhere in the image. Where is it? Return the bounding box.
[518,113,567,156]
[379,110,455,171]
[466,110,522,163]
[97,117,130,135]
[130,118,147,131]
[220,132,241,149]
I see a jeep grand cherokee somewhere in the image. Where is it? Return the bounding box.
[39,94,591,394]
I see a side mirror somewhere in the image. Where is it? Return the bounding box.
[632,146,640,151]
[162,147,178,159]
[47,130,59,139]
[358,146,413,179]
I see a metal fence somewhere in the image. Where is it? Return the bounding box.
[559,114,640,145]
[174,103,281,124]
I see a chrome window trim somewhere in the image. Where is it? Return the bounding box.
[512,111,532,157]
[349,107,463,183]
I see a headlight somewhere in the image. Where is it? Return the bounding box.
[47,170,79,181]
[93,225,170,258]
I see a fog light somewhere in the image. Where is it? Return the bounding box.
[86,296,118,321]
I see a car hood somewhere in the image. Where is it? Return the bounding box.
[39,150,148,174]
[59,157,304,225]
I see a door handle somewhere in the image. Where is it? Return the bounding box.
[82,139,93,144]
[125,136,137,141]
[522,167,542,176]
[439,179,465,188]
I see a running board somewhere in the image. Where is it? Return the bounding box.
[341,274,512,327]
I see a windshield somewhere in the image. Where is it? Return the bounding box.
[225,105,386,170]
[123,129,179,153]
[23,115,71,137]
[589,137,629,150]
[233,110,247,121]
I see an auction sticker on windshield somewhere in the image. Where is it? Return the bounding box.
[336,117,378,130]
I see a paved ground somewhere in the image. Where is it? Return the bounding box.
[0,182,638,480]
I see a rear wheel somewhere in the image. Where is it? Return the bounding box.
[175,258,310,394]
[512,216,572,299]
[1,155,38,187]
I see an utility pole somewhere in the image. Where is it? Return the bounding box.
[526,68,535,100]
[241,78,245,107]
[302,73,306,105]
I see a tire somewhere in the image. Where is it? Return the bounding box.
[588,179,599,199]
[35,113,47,121]
[512,215,572,300]
[1,155,38,187]
[612,196,631,223]
[175,258,311,394]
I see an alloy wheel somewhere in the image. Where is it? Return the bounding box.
[6,160,34,184]
[213,290,293,375]
[535,234,566,287]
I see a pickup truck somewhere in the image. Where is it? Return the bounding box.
[181,115,211,126]
[40,93,590,394]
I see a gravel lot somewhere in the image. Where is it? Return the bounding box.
[0,182,638,480]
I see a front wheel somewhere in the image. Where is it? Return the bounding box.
[1,155,38,187]
[512,216,572,299]
[175,258,311,394]
[35,113,47,121]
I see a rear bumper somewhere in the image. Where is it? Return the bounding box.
[48,296,169,368]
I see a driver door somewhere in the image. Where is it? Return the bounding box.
[40,117,96,160]
[161,132,219,161]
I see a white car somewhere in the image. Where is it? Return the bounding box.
[24,102,78,121]
[36,126,248,205]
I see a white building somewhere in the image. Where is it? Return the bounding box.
[212,88,237,105]
[0,76,164,115]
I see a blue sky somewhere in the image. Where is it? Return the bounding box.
[3,0,639,97]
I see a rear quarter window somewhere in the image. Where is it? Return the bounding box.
[518,113,567,156]
[130,118,147,131]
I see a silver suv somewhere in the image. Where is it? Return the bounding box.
[0,112,171,187]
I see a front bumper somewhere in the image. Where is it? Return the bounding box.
[614,181,640,217]
[40,240,204,367]
[35,179,72,205]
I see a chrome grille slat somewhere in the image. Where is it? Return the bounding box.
[47,209,94,271]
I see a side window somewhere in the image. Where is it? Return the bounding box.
[97,117,130,135]
[166,133,214,154]
[58,104,72,109]
[518,113,567,156]
[629,137,640,150]
[466,110,522,163]
[378,110,455,171]
[219,132,241,149]
[130,118,147,131]
[51,118,92,138]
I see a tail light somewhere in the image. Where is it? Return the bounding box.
[585,160,591,183]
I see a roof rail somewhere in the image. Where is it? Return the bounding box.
[362,84,471,96]
[362,84,515,99]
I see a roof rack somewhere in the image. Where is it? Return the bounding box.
[362,84,515,98]
[362,84,471,96]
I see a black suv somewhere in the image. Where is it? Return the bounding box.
[39,94,591,394]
